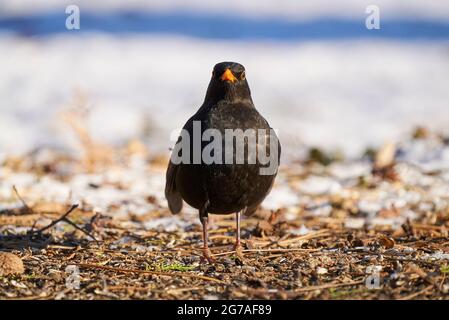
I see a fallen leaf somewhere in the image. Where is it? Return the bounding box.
[378,235,395,249]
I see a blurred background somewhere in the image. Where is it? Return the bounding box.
[1,0,449,159]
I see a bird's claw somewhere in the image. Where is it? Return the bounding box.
[234,244,245,264]
[201,249,215,264]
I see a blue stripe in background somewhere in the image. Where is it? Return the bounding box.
[0,11,448,40]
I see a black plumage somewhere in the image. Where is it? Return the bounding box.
[165,62,281,262]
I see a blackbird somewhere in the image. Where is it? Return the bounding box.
[165,62,281,262]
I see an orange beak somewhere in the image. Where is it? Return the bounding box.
[220,68,237,82]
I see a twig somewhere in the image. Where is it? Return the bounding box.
[209,235,234,241]
[30,204,97,241]
[398,285,433,300]
[411,223,446,231]
[76,263,226,284]
[12,185,32,213]
[3,293,55,300]
[278,229,330,245]
[35,204,79,233]
[294,280,364,293]
[407,262,435,285]
[62,216,98,241]
[166,287,202,295]
[213,247,321,257]
[47,245,77,250]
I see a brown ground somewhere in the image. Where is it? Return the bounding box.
[1,153,448,300]
[0,120,449,299]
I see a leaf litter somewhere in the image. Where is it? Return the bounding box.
[0,119,449,300]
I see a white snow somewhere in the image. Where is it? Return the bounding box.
[262,183,299,210]
[0,35,449,158]
[297,176,341,196]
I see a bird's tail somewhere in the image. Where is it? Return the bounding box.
[243,204,259,217]
[165,158,183,214]
[165,189,183,214]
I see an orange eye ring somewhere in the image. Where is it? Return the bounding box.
[240,71,246,80]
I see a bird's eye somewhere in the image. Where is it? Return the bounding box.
[240,71,246,80]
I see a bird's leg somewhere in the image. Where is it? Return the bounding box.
[200,201,214,263]
[235,211,242,248]
[234,210,244,260]
[200,216,214,263]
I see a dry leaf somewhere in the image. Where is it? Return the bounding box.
[378,234,395,249]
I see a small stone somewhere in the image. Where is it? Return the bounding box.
[316,267,328,275]
[442,284,449,294]
[0,252,25,276]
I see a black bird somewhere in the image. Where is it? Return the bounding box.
[165,62,281,262]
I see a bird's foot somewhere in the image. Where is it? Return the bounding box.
[233,243,245,264]
[201,248,215,264]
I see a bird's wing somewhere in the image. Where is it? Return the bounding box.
[165,158,183,214]
[164,114,197,214]
[244,126,281,217]
[165,130,185,215]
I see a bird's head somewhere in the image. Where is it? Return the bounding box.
[204,62,253,104]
